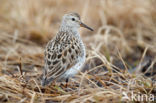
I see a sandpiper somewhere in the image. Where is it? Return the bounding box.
[41,12,93,86]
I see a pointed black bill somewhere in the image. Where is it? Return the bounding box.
[80,22,94,31]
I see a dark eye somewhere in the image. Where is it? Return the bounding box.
[72,18,75,21]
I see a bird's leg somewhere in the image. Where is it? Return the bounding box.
[65,78,69,88]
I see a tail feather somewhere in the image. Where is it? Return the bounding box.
[41,76,54,86]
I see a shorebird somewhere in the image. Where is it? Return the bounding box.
[41,13,93,86]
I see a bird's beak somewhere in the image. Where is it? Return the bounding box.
[80,21,94,31]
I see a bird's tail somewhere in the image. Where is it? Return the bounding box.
[41,68,55,86]
[41,76,55,86]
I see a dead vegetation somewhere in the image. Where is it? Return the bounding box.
[0,0,155,102]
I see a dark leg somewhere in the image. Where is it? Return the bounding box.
[65,78,69,88]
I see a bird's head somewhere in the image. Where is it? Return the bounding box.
[61,13,93,31]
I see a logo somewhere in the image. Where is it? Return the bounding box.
[122,91,154,102]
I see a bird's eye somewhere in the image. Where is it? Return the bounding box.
[72,18,75,21]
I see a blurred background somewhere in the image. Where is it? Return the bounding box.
[0,0,156,102]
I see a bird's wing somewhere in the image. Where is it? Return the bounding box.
[42,35,81,85]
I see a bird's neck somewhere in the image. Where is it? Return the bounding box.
[59,25,80,38]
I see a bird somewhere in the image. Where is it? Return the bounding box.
[41,12,93,86]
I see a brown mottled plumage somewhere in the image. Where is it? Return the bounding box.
[41,13,93,86]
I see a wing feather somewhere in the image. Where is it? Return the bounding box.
[42,33,81,86]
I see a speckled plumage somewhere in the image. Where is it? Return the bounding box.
[41,13,93,86]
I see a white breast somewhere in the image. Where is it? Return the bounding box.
[62,41,86,78]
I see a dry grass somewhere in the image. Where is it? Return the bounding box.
[0,0,156,102]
